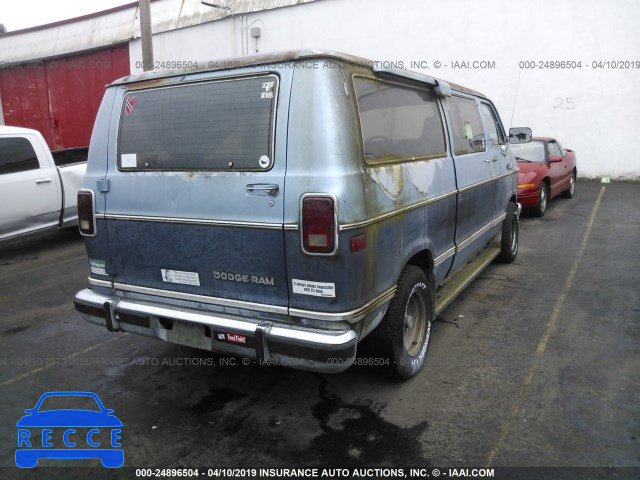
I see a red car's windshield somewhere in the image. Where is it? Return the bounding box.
[512,141,545,163]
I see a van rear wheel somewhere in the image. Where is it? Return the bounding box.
[497,202,519,263]
[379,265,434,379]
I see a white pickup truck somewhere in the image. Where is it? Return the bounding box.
[0,126,87,242]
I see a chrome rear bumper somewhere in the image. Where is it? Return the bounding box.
[74,288,357,373]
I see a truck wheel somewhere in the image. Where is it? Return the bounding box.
[532,182,548,217]
[380,265,434,379]
[562,172,576,198]
[497,202,519,263]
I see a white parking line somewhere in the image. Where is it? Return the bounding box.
[0,336,120,387]
[486,185,606,467]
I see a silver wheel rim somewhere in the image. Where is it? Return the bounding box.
[540,186,547,212]
[569,176,575,195]
[403,287,428,356]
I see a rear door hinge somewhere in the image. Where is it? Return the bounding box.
[97,179,110,193]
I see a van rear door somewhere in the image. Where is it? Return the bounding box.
[103,72,290,309]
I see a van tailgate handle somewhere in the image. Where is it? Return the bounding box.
[246,184,279,197]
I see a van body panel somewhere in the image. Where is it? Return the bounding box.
[83,88,118,280]
[442,94,501,273]
[98,68,293,306]
[76,50,519,374]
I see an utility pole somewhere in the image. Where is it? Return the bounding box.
[139,0,154,71]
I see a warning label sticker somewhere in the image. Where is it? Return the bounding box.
[161,269,201,286]
[89,259,107,275]
[292,279,336,298]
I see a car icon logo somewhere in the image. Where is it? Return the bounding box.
[15,391,123,468]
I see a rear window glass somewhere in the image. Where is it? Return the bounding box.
[0,137,39,175]
[446,96,486,155]
[118,75,277,171]
[354,77,446,164]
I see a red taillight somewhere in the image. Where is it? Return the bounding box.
[77,190,96,236]
[301,195,336,254]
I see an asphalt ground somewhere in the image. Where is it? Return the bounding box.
[0,181,638,480]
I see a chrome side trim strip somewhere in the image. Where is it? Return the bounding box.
[434,247,456,267]
[456,213,506,252]
[102,213,283,230]
[89,277,113,288]
[458,171,517,194]
[112,282,289,315]
[339,190,457,231]
[339,171,514,232]
[289,286,396,323]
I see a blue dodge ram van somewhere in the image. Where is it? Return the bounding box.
[75,50,520,378]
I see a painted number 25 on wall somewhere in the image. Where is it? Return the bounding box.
[553,97,575,109]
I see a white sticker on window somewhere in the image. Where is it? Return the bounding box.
[161,269,200,286]
[261,81,275,99]
[121,154,137,168]
[258,155,270,168]
[292,279,336,298]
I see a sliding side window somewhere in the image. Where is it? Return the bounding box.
[354,77,446,164]
[446,96,486,155]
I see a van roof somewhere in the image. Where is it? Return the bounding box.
[111,49,486,98]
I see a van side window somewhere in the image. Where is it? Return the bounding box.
[480,103,506,146]
[118,75,278,171]
[446,96,486,155]
[0,137,39,175]
[353,77,446,164]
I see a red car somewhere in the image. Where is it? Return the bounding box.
[511,137,577,216]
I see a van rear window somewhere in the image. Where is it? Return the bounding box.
[354,77,446,164]
[118,75,277,171]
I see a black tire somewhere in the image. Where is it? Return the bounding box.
[562,171,576,198]
[378,265,434,379]
[497,202,519,263]
[532,182,548,217]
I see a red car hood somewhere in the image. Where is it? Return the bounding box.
[517,161,544,183]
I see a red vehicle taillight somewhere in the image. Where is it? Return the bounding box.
[301,195,337,255]
[77,189,96,236]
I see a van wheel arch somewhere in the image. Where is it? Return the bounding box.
[405,249,435,277]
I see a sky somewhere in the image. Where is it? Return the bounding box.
[1,0,135,32]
